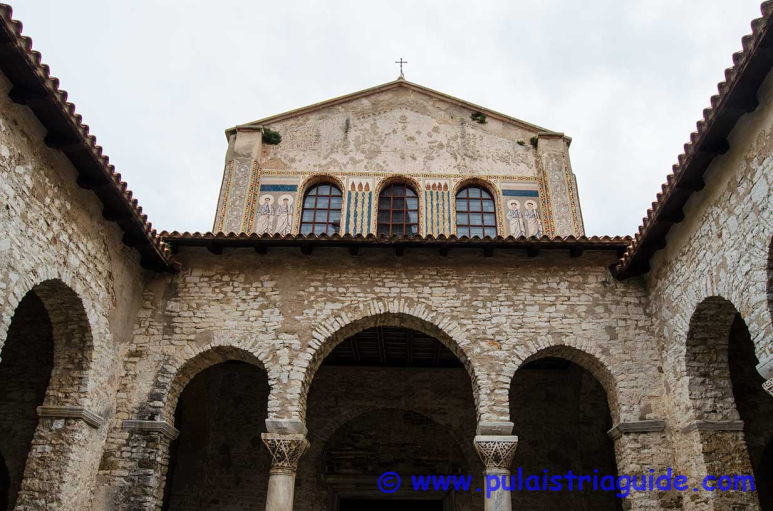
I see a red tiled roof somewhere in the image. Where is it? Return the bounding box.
[161,231,630,258]
[615,1,773,278]
[0,4,172,270]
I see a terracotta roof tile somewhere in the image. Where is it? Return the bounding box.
[0,4,172,270]
[616,1,773,278]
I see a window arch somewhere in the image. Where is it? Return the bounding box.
[455,185,497,237]
[377,183,419,236]
[300,182,343,235]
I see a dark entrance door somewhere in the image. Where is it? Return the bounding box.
[339,499,443,511]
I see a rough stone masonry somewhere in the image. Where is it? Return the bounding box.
[0,2,771,511]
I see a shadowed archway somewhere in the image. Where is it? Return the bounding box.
[300,324,482,510]
[0,279,93,509]
[510,349,622,511]
[684,296,773,509]
[161,360,272,510]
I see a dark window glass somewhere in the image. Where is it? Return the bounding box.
[377,184,420,236]
[455,186,497,237]
[300,183,343,235]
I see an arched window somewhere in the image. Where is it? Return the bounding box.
[300,183,342,235]
[456,186,497,237]
[377,183,419,236]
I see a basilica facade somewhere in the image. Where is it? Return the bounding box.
[0,3,772,511]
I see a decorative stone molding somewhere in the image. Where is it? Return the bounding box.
[266,418,307,435]
[122,419,180,440]
[756,355,773,380]
[36,406,105,429]
[681,420,744,433]
[607,420,666,440]
[262,433,309,474]
[476,421,514,436]
[763,378,773,397]
[473,435,518,471]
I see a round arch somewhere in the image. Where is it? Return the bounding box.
[293,173,346,235]
[144,344,272,423]
[451,177,503,237]
[683,296,749,422]
[508,343,622,424]
[372,175,424,236]
[305,406,480,477]
[292,302,487,422]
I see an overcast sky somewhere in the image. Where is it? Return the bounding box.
[10,1,764,235]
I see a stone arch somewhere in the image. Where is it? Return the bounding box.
[679,295,768,510]
[506,342,622,424]
[451,177,503,236]
[143,343,272,423]
[508,344,622,511]
[0,277,98,509]
[306,406,480,476]
[291,300,487,422]
[1,278,96,408]
[684,296,748,422]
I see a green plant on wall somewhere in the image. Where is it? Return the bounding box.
[262,127,282,145]
[470,111,487,124]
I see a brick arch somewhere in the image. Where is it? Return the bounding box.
[506,342,622,424]
[143,343,273,422]
[288,300,488,422]
[305,407,480,476]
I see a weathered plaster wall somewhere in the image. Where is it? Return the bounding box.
[0,68,148,509]
[213,84,585,238]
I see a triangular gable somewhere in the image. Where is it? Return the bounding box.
[228,78,558,135]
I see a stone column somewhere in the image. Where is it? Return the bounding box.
[608,420,673,510]
[474,434,519,511]
[14,406,106,510]
[261,432,309,511]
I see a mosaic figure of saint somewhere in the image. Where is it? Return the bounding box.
[506,200,525,237]
[524,200,543,237]
[255,195,274,234]
[275,195,294,235]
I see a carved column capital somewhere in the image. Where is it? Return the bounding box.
[764,378,773,397]
[262,432,309,474]
[473,435,518,471]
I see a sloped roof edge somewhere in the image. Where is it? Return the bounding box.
[615,0,773,279]
[0,4,172,271]
[227,77,560,137]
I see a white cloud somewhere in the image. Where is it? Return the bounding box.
[9,0,764,235]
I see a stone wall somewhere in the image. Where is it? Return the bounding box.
[0,66,148,509]
[646,69,773,510]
